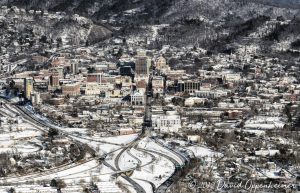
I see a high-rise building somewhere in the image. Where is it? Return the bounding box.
[87,73,103,83]
[135,51,151,75]
[30,92,42,105]
[8,64,11,73]
[62,83,80,96]
[24,78,33,99]
[49,67,64,78]
[71,63,79,74]
[50,75,60,87]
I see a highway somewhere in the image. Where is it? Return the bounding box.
[14,104,148,193]
[101,69,188,193]
[4,103,150,193]
[103,160,146,193]
[144,140,186,193]
[0,102,103,185]
[109,72,155,192]
[0,66,189,193]
[144,72,189,193]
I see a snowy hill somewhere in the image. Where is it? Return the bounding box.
[0,7,112,52]
[0,0,299,54]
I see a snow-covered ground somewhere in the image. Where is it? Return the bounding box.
[151,24,169,41]
[59,162,114,184]
[20,105,139,157]
[117,177,137,193]
[138,137,184,165]
[186,146,223,163]
[0,178,123,193]
[134,179,153,193]
[130,148,153,166]
[0,104,182,193]
[124,137,183,191]
[63,127,138,145]
[0,185,57,193]
[0,130,41,141]
[71,135,121,155]
[118,151,139,170]
[0,158,123,185]
[95,134,138,145]
[0,108,43,154]
[0,144,40,154]
[245,116,285,130]
[0,159,95,184]
[131,153,174,190]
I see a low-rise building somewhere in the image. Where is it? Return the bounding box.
[131,91,145,106]
[152,111,181,132]
[194,89,228,99]
[152,76,165,95]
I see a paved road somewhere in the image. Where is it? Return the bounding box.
[146,138,188,193]
[114,130,145,171]
[127,149,142,166]
[110,72,154,192]
[0,65,189,193]
[10,104,122,145]
[153,138,188,165]
[145,149,178,193]
[13,104,148,193]
[103,161,146,193]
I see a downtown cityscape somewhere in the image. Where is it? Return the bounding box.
[0,0,300,193]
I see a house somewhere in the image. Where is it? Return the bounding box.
[184,97,207,107]
[194,89,228,99]
[119,128,135,135]
[187,135,202,143]
[223,73,242,83]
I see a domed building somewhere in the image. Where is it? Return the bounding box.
[155,56,170,73]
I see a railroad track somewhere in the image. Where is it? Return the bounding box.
[16,104,148,193]
[1,100,149,193]
[0,158,96,184]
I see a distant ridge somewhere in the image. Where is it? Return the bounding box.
[252,0,300,9]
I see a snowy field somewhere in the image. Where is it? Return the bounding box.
[186,146,223,162]
[131,154,174,189]
[138,137,185,165]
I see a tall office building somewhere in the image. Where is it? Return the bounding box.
[49,67,64,78]
[24,78,33,100]
[30,92,42,105]
[62,83,80,96]
[8,64,11,73]
[135,51,151,75]
[71,63,79,74]
[87,73,103,83]
[50,75,60,87]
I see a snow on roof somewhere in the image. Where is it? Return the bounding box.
[255,150,279,156]
[186,146,223,161]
